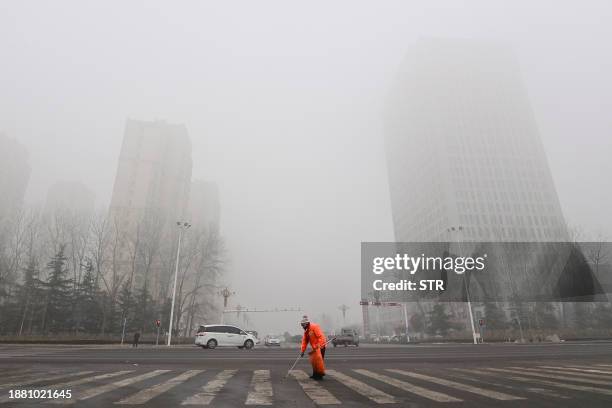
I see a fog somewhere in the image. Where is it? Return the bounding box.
[1,0,611,335]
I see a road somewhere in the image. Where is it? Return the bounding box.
[1,342,612,407]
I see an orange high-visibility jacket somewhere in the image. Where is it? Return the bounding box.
[301,323,327,353]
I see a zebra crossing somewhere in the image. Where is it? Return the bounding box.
[2,363,612,406]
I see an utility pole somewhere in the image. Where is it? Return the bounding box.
[448,226,478,345]
[402,303,410,343]
[338,304,349,325]
[168,221,191,346]
[218,287,235,324]
[121,317,127,345]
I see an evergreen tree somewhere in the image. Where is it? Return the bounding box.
[593,303,612,329]
[533,302,559,330]
[74,260,103,333]
[43,246,73,333]
[573,302,594,330]
[427,304,452,336]
[483,302,508,330]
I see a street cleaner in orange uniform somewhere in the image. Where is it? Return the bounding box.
[300,315,327,380]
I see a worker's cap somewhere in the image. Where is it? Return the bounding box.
[300,315,310,325]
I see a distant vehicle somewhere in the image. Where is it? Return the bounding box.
[332,328,360,347]
[195,324,257,350]
[264,335,281,346]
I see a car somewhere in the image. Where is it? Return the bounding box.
[264,335,281,346]
[195,324,257,350]
[332,328,359,347]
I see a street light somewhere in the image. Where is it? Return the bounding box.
[167,221,191,346]
[448,226,479,345]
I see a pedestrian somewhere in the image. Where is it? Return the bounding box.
[299,315,327,379]
[133,331,140,348]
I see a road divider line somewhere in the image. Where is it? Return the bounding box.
[57,370,170,404]
[290,370,341,405]
[481,368,612,396]
[182,369,236,405]
[116,370,203,405]
[327,369,396,404]
[245,369,273,405]
[387,369,523,401]
[0,371,132,404]
[500,367,612,386]
[354,369,460,402]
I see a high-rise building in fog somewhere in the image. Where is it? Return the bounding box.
[45,181,95,215]
[385,39,568,243]
[108,119,192,295]
[0,133,31,218]
[188,180,220,231]
[381,39,573,336]
[109,119,192,225]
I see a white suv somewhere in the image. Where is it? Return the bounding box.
[195,324,257,350]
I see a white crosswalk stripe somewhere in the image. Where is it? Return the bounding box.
[482,368,612,397]
[494,367,612,386]
[387,369,523,401]
[56,369,170,404]
[116,370,203,405]
[290,370,341,405]
[354,369,461,402]
[245,369,273,405]
[0,371,93,392]
[595,364,612,367]
[327,369,396,404]
[182,369,237,405]
[0,370,132,404]
[562,365,612,375]
[448,369,570,399]
[530,366,612,380]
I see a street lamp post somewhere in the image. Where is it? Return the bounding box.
[167,221,191,346]
[448,226,479,345]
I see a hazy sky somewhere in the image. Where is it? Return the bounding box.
[1,1,610,334]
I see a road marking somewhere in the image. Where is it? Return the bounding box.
[387,369,523,401]
[0,371,93,391]
[245,370,273,405]
[116,370,203,405]
[481,368,612,396]
[0,369,49,384]
[59,370,170,403]
[498,367,612,386]
[595,364,612,367]
[0,371,132,404]
[354,369,460,402]
[290,370,341,405]
[448,369,569,399]
[182,369,236,405]
[531,366,612,380]
[327,369,396,404]
[563,365,612,375]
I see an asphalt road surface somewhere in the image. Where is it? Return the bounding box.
[1,342,612,407]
